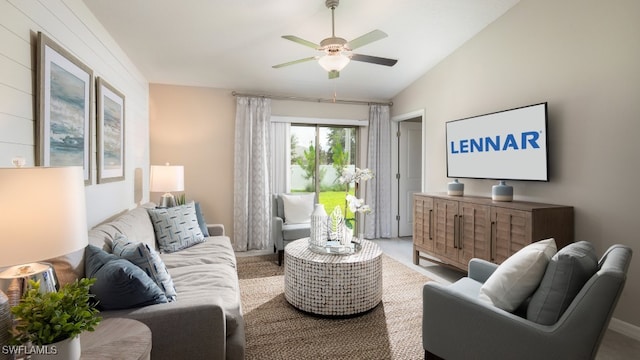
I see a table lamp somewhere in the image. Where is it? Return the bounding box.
[0,167,88,306]
[150,163,184,207]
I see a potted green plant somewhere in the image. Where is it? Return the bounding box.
[10,278,101,360]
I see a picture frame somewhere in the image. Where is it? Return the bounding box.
[36,32,93,185]
[96,77,125,183]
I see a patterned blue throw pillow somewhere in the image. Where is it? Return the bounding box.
[84,245,167,310]
[194,202,210,237]
[112,234,177,301]
[147,202,205,253]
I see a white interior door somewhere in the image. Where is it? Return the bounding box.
[398,121,422,237]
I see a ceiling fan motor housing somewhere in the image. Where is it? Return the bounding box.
[325,0,340,9]
[320,37,348,54]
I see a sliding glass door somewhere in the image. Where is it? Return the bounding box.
[290,124,358,224]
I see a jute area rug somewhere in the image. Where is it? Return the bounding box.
[237,254,433,360]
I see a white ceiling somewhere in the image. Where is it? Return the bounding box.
[83,0,520,101]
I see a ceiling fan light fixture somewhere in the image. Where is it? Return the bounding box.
[274,0,397,74]
[318,53,350,72]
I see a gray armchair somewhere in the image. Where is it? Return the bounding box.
[422,244,632,360]
[271,193,315,265]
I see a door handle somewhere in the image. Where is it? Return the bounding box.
[490,221,496,261]
[453,214,458,248]
[428,209,433,240]
[458,215,463,249]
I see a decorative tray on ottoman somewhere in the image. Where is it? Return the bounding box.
[309,240,362,255]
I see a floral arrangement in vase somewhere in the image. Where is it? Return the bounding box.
[338,167,374,233]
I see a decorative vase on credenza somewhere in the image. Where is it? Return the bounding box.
[447,179,464,196]
[492,180,513,201]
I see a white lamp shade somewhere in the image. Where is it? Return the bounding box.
[150,165,184,192]
[0,167,88,267]
[318,54,351,72]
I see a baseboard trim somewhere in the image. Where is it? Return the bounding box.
[609,317,640,341]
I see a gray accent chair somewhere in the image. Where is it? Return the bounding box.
[422,244,632,360]
[271,193,315,265]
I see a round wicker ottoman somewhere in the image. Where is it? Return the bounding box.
[284,238,383,316]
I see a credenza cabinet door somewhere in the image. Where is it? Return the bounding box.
[491,207,531,264]
[458,202,491,266]
[412,196,434,264]
[433,198,459,263]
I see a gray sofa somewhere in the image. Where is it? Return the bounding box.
[52,205,244,360]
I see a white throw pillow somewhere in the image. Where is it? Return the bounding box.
[281,193,315,224]
[478,238,557,312]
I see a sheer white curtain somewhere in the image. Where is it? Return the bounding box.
[233,96,272,251]
[364,105,392,239]
[270,122,290,195]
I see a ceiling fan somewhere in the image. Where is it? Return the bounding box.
[273,0,398,79]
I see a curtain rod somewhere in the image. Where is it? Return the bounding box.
[231,91,393,107]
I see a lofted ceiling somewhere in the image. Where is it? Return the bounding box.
[83,0,520,101]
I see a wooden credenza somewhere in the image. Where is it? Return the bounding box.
[413,193,573,271]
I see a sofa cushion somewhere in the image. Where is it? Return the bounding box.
[160,236,237,270]
[109,206,157,250]
[527,241,598,325]
[112,234,178,301]
[147,202,205,253]
[88,223,122,252]
[478,238,557,312]
[85,245,168,310]
[168,263,242,337]
[448,277,484,300]
[280,193,314,224]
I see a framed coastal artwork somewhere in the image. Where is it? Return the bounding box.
[36,32,93,185]
[96,77,125,183]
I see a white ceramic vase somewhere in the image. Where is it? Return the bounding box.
[30,336,81,360]
[310,203,328,247]
[340,225,353,245]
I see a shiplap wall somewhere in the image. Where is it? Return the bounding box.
[0,0,150,227]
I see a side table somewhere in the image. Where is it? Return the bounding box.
[80,318,151,360]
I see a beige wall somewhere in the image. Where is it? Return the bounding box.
[149,85,236,238]
[149,85,371,241]
[0,0,149,227]
[392,0,640,328]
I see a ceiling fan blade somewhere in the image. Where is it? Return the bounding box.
[328,70,340,79]
[272,57,317,69]
[350,53,398,67]
[346,30,388,50]
[282,35,320,49]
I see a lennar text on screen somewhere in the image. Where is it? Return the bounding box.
[449,131,541,154]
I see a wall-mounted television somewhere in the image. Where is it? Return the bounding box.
[446,102,549,181]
